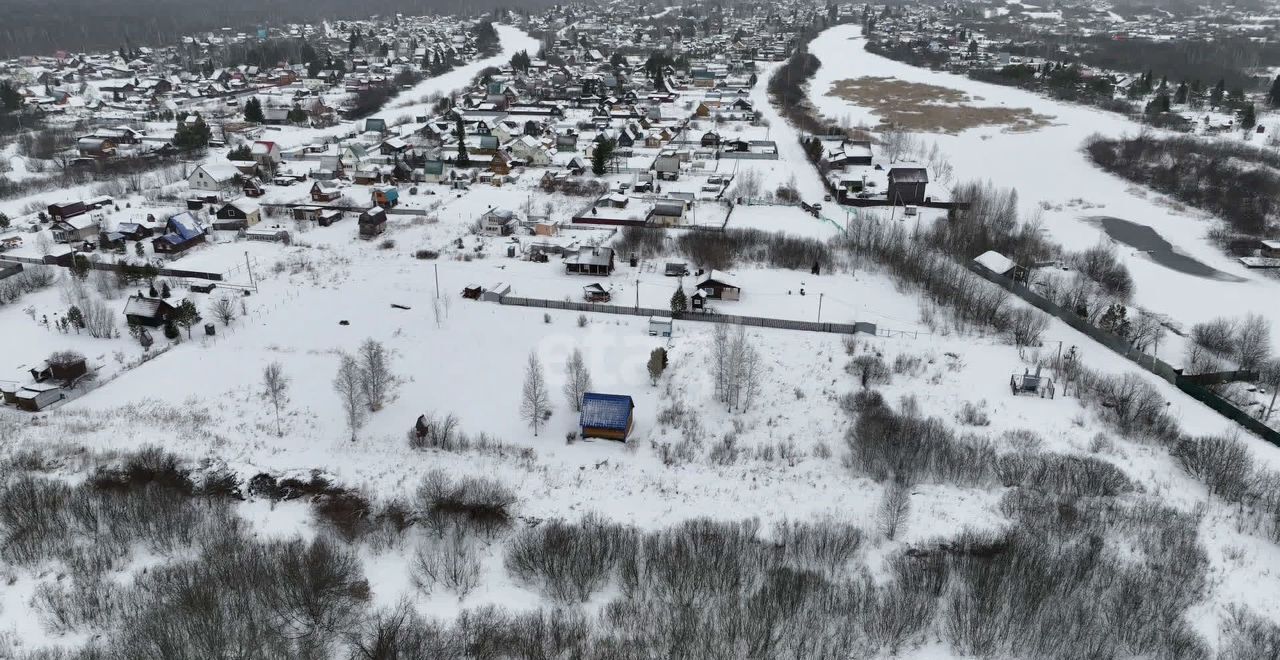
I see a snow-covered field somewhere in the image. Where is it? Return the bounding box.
[4,21,1280,659]
[808,24,1280,352]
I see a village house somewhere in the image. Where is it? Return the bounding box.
[887,166,930,205]
[213,198,262,230]
[565,246,615,276]
[250,141,283,171]
[124,294,176,327]
[187,164,240,192]
[358,207,388,239]
[479,208,518,236]
[311,180,342,202]
[152,212,206,254]
[696,270,741,300]
[50,214,99,244]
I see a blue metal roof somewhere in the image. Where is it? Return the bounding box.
[580,393,633,430]
[167,212,203,241]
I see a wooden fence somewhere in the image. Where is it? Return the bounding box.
[0,254,224,281]
[495,295,877,336]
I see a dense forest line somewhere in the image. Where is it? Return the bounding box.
[0,0,551,57]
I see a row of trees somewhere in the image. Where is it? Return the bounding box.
[1085,132,1279,238]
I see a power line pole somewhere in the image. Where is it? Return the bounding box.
[635,279,640,311]
[817,292,824,323]
[433,263,439,299]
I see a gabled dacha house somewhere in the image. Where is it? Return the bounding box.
[564,246,615,276]
[124,294,175,327]
[695,270,741,301]
[580,393,635,441]
[152,211,207,255]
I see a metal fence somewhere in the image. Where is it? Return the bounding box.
[495,295,877,336]
[968,261,1280,447]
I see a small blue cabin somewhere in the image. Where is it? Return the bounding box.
[580,393,635,441]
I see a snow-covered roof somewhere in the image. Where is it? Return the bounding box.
[228,198,260,215]
[697,269,738,288]
[124,295,167,318]
[167,212,204,240]
[974,250,1015,275]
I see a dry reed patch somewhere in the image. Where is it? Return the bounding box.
[828,76,1054,133]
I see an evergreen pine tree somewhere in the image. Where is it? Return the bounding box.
[1241,103,1257,130]
[454,117,469,167]
[670,285,687,313]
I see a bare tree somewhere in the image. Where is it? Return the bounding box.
[1260,358,1280,422]
[710,323,732,403]
[334,353,366,442]
[714,326,762,411]
[262,362,290,437]
[79,296,116,339]
[209,295,237,326]
[358,338,395,411]
[878,478,912,540]
[1234,313,1272,372]
[563,348,592,412]
[521,352,551,436]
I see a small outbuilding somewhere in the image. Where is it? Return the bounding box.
[580,393,635,441]
[15,384,64,411]
[649,316,673,337]
[583,283,611,302]
[480,282,511,302]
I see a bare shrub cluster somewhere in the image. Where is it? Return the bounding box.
[995,452,1135,497]
[409,413,535,463]
[675,227,834,272]
[415,469,517,539]
[0,265,57,304]
[844,393,997,486]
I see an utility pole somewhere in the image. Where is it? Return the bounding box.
[244,251,255,291]
[635,279,640,311]
[817,292,824,323]
[433,263,439,299]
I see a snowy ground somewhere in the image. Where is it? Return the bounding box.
[808,24,1280,353]
[5,22,1280,656]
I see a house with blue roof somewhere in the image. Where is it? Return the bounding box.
[580,392,635,441]
[152,211,207,255]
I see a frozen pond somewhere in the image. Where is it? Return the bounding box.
[1090,216,1246,282]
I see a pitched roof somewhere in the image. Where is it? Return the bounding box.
[697,269,738,288]
[580,393,633,430]
[167,212,204,240]
[124,295,169,318]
